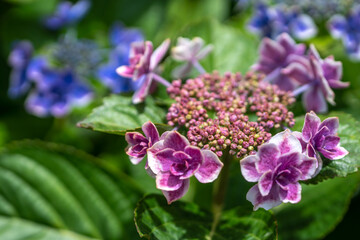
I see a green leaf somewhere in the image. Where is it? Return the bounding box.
[275,172,360,240]
[292,111,360,184]
[78,95,170,135]
[134,194,277,240]
[0,140,141,239]
[171,19,259,75]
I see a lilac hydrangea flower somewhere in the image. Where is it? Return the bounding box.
[293,111,348,164]
[328,5,360,60]
[283,45,349,113]
[98,23,144,93]
[252,33,307,91]
[147,131,223,204]
[240,130,317,210]
[248,3,317,40]
[8,41,33,98]
[26,57,92,117]
[125,121,160,165]
[171,37,213,78]
[44,0,90,30]
[116,39,171,104]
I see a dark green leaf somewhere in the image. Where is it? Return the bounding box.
[134,194,277,240]
[275,172,360,240]
[292,111,360,184]
[78,95,170,135]
[0,140,141,239]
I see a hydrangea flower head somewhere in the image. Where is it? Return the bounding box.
[293,111,348,162]
[283,45,349,113]
[241,130,317,210]
[171,37,213,78]
[147,130,223,204]
[252,33,306,91]
[8,41,33,98]
[328,5,360,60]
[116,39,171,104]
[248,3,317,40]
[44,0,91,30]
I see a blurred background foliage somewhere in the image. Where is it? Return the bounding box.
[0,0,359,239]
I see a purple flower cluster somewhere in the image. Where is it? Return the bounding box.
[241,111,348,210]
[248,3,317,40]
[117,39,171,104]
[253,33,349,113]
[125,122,223,203]
[167,71,295,158]
[44,0,91,30]
[98,23,144,93]
[328,5,360,61]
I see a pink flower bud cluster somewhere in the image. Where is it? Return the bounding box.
[166,71,295,158]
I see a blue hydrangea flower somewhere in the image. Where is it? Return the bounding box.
[26,57,92,117]
[328,5,360,60]
[97,23,144,93]
[44,0,91,30]
[8,41,33,98]
[248,3,317,40]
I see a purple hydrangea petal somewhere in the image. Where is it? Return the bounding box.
[323,135,340,150]
[142,121,160,144]
[240,155,262,182]
[277,152,302,171]
[328,15,347,39]
[162,178,190,204]
[150,38,170,71]
[281,182,301,203]
[269,129,302,155]
[154,148,177,172]
[258,170,273,196]
[147,140,165,174]
[260,38,286,64]
[291,14,317,40]
[256,143,279,173]
[172,62,193,79]
[319,145,349,160]
[297,155,317,180]
[246,184,282,211]
[282,61,312,85]
[302,86,328,113]
[302,111,321,142]
[156,171,183,191]
[125,131,147,147]
[318,117,339,136]
[277,33,306,55]
[173,151,191,160]
[195,150,223,183]
[163,131,189,151]
[132,74,153,104]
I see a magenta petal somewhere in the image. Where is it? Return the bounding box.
[147,140,165,174]
[173,151,191,160]
[240,155,262,182]
[328,79,349,89]
[195,150,223,183]
[323,135,340,150]
[154,148,177,172]
[142,121,160,143]
[246,184,282,211]
[258,171,273,196]
[282,182,301,203]
[269,129,302,155]
[306,143,316,158]
[260,38,286,63]
[277,152,302,170]
[282,62,311,84]
[156,171,183,191]
[184,146,203,164]
[297,155,317,180]
[125,132,147,146]
[116,65,134,78]
[162,178,190,204]
[302,111,321,142]
[256,143,279,172]
[150,38,170,71]
[163,131,189,151]
[302,86,328,113]
[129,156,144,165]
[132,74,153,104]
[319,117,339,136]
[320,145,349,160]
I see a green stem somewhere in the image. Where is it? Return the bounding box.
[209,151,232,238]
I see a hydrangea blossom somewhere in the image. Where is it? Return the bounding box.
[293,111,348,169]
[252,33,306,91]
[116,39,171,104]
[26,57,92,117]
[171,37,213,78]
[98,23,144,93]
[240,130,317,210]
[147,131,223,204]
[248,3,317,40]
[283,45,349,113]
[8,41,33,98]
[328,5,360,60]
[44,0,91,30]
